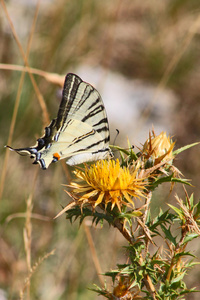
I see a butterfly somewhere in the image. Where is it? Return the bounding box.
[7,73,112,169]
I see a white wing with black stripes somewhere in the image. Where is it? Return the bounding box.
[7,73,112,169]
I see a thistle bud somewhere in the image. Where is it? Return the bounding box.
[142,131,175,167]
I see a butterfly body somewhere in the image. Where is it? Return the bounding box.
[7,73,112,169]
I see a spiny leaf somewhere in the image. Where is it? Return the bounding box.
[160,224,177,245]
[110,145,131,156]
[188,193,194,207]
[171,271,186,284]
[149,210,174,231]
[111,144,138,161]
[168,204,184,219]
[88,285,110,298]
[182,232,199,244]
[194,201,200,218]
[151,174,191,189]
[65,206,113,226]
[173,142,200,156]
[174,251,196,259]
[118,211,143,219]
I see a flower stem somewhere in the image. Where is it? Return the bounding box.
[113,217,157,299]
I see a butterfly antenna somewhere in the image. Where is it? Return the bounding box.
[113,129,119,146]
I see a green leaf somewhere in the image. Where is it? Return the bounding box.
[110,145,138,161]
[168,204,184,220]
[171,271,186,284]
[171,178,191,185]
[65,206,114,226]
[150,174,191,189]
[182,232,199,244]
[174,251,196,259]
[104,270,119,283]
[173,142,200,156]
[188,193,194,207]
[160,224,177,245]
[179,287,200,295]
[118,211,143,219]
[194,200,200,218]
[110,145,130,156]
[89,285,110,298]
[149,210,174,232]
[104,264,134,283]
[151,259,169,267]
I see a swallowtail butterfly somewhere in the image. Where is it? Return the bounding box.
[7,73,112,169]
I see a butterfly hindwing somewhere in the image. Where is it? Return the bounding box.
[38,119,110,168]
[7,73,112,169]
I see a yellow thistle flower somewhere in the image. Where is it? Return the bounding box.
[70,159,146,211]
[113,276,140,298]
[142,131,175,165]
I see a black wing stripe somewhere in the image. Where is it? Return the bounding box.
[66,124,109,150]
[56,74,110,142]
[77,137,110,151]
[74,85,93,111]
[81,105,104,122]
[56,74,82,130]
[61,75,82,126]
[69,130,96,146]
[93,118,108,127]
[96,126,109,133]
[87,96,101,111]
[92,147,111,154]
[60,119,73,132]
[69,137,110,154]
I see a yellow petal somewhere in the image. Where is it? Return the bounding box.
[122,191,135,207]
[94,192,105,207]
[81,189,99,199]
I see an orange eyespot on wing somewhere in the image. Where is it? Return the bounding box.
[53,152,61,160]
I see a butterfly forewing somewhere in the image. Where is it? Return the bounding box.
[7,73,112,169]
[57,74,110,141]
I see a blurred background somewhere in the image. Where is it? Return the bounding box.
[0,0,200,299]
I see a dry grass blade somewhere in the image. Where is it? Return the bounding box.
[83,222,104,287]
[24,196,33,271]
[175,194,200,236]
[54,199,76,219]
[0,0,41,201]
[19,249,56,300]
[23,167,39,299]
[0,64,65,86]
[0,0,49,125]
[0,73,25,200]
[61,160,72,186]
[5,213,52,224]
[23,196,32,300]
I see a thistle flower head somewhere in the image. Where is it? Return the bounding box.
[113,276,140,299]
[70,159,146,211]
